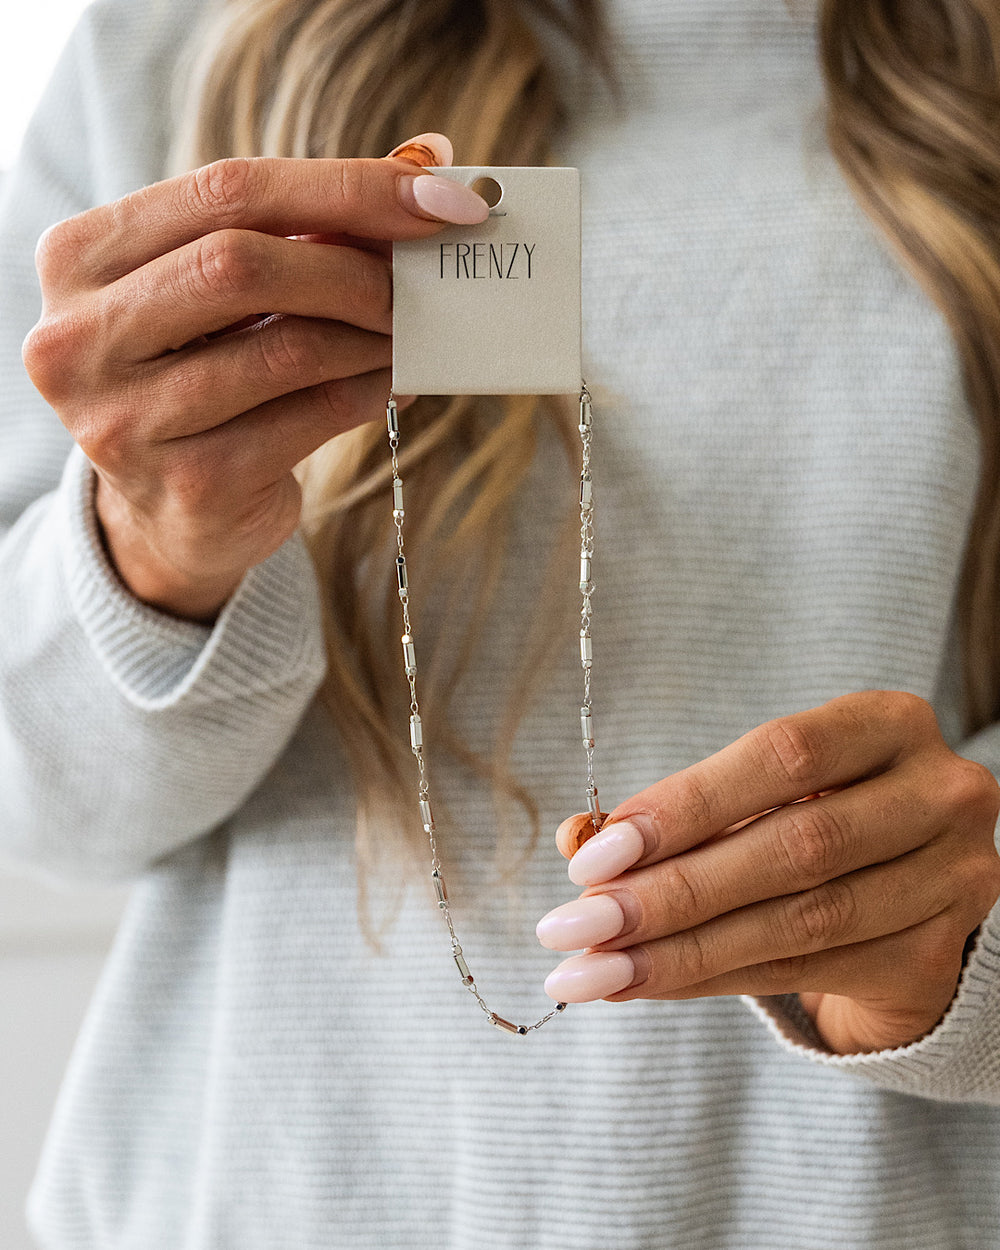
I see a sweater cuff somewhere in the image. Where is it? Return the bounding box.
[744,902,1000,1104]
[57,446,327,709]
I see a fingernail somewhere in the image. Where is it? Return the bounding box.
[399,174,489,224]
[543,952,635,1002]
[568,820,645,886]
[387,131,453,168]
[536,894,625,951]
[557,811,607,858]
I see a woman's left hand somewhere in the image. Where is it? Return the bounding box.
[538,691,1000,1054]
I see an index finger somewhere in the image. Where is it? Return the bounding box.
[591,691,934,870]
[39,156,471,290]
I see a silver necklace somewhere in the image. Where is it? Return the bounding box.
[386,385,599,1034]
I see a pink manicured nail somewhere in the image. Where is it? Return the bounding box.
[568,820,645,886]
[401,174,489,224]
[536,894,625,951]
[543,952,635,1002]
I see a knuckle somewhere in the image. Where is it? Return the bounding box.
[758,716,824,788]
[859,689,938,751]
[255,317,322,384]
[73,401,142,475]
[331,157,369,211]
[883,689,935,729]
[22,310,93,403]
[188,158,258,223]
[313,378,357,430]
[34,215,89,284]
[783,879,858,948]
[957,849,1000,917]
[70,407,112,462]
[775,803,846,883]
[911,917,965,984]
[656,859,703,927]
[158,356,208,424]
[943,757,1000,822]
[672,926,711,986]
[671,772,716,833]
[22,317,67,390]
[758,951,810,990]
[190,229,267,302]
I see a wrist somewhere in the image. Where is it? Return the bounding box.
[94,476,245,623]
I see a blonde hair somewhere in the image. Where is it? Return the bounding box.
[169,0,612,932]
[820,0,1000,732]
[170,0,1000,926]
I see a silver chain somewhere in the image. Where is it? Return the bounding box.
[386,385,598,1035]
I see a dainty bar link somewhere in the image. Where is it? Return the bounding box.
[491,1014,528,1035]
[578,382,600,831]
[386,386,599,1034]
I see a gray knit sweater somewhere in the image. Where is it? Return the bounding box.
[3,0,1000,1246]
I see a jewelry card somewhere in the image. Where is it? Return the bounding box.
[392,166,581,395]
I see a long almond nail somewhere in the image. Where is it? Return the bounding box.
[387,132,453,168]
[543,952,635,1002]
[399,173,489,224]
[536,894,625,951]
[568,820,645,886]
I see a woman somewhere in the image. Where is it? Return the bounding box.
[3,0,1000,1245]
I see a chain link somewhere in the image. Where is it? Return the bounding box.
[386,387,597,1035]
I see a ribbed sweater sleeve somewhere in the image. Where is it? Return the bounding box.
[0,0,328,882]
[1,450,327,881]
[746,902,1000,1105]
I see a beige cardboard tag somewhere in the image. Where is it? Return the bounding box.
[392,166,581,395]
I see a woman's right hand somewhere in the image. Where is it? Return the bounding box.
[22,133,488,621]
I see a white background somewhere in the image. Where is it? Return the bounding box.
[1,8,126,1250]
[0,0,92,168]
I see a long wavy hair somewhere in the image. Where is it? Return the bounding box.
[169,0,1000,926]
[819,0,1000,731]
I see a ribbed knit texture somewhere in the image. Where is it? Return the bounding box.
[2,0,1000,1246]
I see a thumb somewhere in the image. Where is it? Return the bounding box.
[386,132,454,168]
[385,131,486,225]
